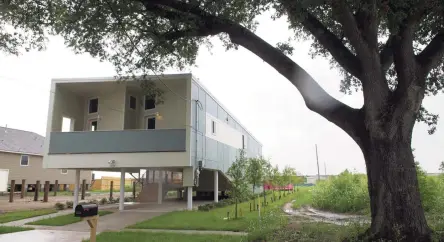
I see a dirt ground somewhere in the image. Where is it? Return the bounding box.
[0,192,119,212]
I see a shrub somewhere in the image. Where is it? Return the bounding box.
[99,197,108,205]
[88,199,98,205]
[54,202,66,210]
[416,163,444,212]
[124,197,135,202]
[312,170,370,213]
[65,201,73,209]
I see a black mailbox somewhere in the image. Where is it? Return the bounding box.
[74,204,98,217]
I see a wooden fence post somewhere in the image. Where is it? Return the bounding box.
[9,180,15,203]
[81,179,86,200]
[109,181,113,200]
[54,180,58,196]
[43,181,50,202]
[21,179,26,198]
[34,180,40,201]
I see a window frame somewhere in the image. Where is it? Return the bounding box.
[88,98,99,114]
[20,155,29,167]
[61,169,68,174]
[144,95,156,110]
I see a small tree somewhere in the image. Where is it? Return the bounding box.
[226,149,249,219]
[282,166,297,194]
[262,159,273,204]
[246,157,265,209]
[269,165,280,200]
[439,161,444,173]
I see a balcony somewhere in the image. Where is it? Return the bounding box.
[48,129,186,154]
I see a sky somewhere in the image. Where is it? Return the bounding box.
[0,13,443,177]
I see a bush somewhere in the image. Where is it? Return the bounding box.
[124,197,135,202]
[99,197,108,205]
[54,202,66,210]
[88,199,99,205]
[416,163,444,212]
[65,201,73,209]
[312,170,370,213]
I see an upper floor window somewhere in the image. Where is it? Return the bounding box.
[20,155,29,166]
[144,96,155,110]
[212,120,216,134]
[146,117,156,130]
[88,98,99,113]
[242,135,246,149]
[129,96,137,110]
[61,169,68,174]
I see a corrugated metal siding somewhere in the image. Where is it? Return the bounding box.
[191,81,262,174]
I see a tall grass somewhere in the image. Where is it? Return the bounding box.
[312,170,369,213]
[311,165,444,214]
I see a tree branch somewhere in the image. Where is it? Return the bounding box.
[416,30,444,74]
[140,0,364,141]
[330,0,370,57]
[280,0,362,79]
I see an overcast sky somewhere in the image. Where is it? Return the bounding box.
[0,13,443,177]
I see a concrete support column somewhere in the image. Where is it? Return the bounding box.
[119,168,125,211]
[214,170,219,203]
[187,186,193,210]
[74,169,80,210]
[157,171,163,204]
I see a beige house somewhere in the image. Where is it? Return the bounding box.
[43,74,262,210]
[0,126,91,192]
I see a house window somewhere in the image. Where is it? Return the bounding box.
[90,120,98,131]
[242,135,245,149]
[144,96,155,110]
[88,98,99,113]
[20,155,29,166]
[61,169,68,174]
[129,96,137,110]
[146,117,156,130]
[212,120,216,134]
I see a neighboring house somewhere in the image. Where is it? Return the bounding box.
[305,175,330,185]
[90,176,135,191]
[0,126,91,192]
[43,74,262,210]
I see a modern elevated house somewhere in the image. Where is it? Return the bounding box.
[43,74,262,210]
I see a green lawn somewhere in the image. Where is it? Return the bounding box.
[83,231,247,242]
[0,226,34,234]
[129,191,298,232]
[27,210,113,226]
[0,209,57,224]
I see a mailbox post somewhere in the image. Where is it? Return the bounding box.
[75,204,99,242]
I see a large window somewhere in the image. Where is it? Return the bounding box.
[88,98,99,113]
[144,96,155,110]
[146,117,156,130]
[129,96,137,110]
[20,155,29,166]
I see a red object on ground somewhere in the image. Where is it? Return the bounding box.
[263,183,293,191]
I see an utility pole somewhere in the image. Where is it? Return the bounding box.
[315,144,320,182]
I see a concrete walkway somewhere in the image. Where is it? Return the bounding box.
[0,230,89,242]
[0,204,119,227]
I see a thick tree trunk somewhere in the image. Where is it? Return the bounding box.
[362,135,431,241]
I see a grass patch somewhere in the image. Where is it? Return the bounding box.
[27,210,113,226]
[83,231,247,242]
[0,226,34,234]
[129,191,297,232]
[291,187,313,209]
[0,209,57,224]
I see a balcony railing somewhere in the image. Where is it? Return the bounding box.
[48,129,186,154]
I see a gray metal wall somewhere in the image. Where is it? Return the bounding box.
[49,129,186,154]
[190,80,262,174]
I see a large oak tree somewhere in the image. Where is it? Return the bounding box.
[10,0,443,240]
